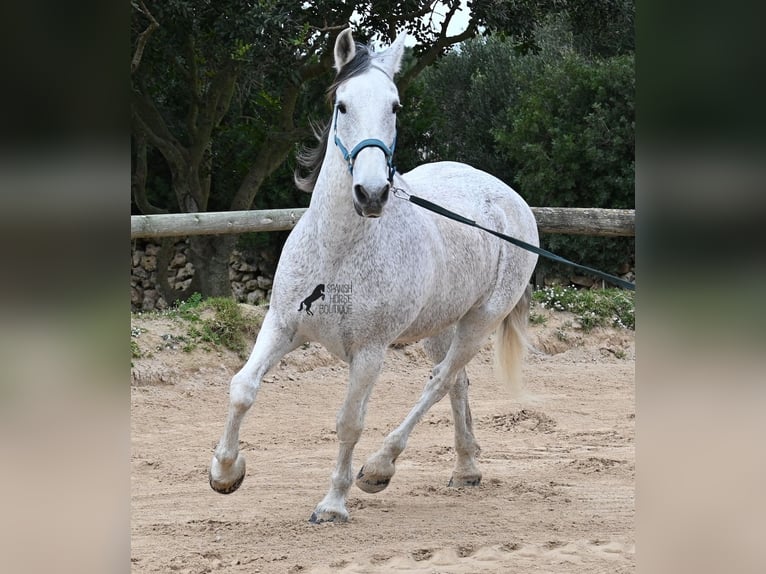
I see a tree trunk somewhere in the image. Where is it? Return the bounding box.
[187,234,237,297]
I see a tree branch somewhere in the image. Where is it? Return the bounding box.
[400,1,441,26]
[131,0,159,75]
[442,0,461,29]
[229,34,337,211]
[230,80,302,211]
[131,88,206,211]
[131,88,187,169]
[185,35,200,145]
[190,61,238,169]
[231,136,297,211]
[131,131,168,215]
[316,23,347,34]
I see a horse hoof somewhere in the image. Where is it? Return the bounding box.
[209,455,246,494]
[210,470,245,494]
[355,465,392,494]
[309,509,348,524]
[447,474,482,488]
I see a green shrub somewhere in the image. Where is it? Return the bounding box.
[494,52,634,277]
[172,293,260,358]
[409,24,635,281]
[532,286,634,331]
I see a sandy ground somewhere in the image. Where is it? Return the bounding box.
[131,306,634,573]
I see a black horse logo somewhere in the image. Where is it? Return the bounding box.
[299,284,325,316]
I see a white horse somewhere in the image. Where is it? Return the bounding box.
[209,29,539,523]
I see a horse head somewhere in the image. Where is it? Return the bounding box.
[332,29,406,218]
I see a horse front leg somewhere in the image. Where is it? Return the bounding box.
[209,312,302,494]
[310,348,384,523]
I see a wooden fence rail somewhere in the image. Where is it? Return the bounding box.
[131,207,634,240]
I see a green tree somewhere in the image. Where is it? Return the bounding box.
[405,10,634,280]
[494,51,635,275]
[565,0,635,57]
[495,53,634,210]
[131,0,334,299]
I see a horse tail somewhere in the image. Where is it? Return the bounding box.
[494,284,532,400]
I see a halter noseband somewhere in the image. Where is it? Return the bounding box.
[333,104,397,183]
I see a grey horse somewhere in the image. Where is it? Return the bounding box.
[209,28,539,523]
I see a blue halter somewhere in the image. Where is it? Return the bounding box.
[332,104,397,183]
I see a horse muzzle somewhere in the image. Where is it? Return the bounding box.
[353,182,390,218]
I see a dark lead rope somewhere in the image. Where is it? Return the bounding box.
[392,187,635,291]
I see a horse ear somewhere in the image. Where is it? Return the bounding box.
[334,28,356,72]
[375,32,407,78]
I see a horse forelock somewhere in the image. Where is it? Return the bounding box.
[295,42,374,193]
[328,43,372,102]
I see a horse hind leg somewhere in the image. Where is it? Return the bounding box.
[423,332,481,488]
[209,312,303,494]
[446,371,482,487]
[356,311,497,494]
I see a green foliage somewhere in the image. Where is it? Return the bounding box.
[132,1,605,215]
[495,49,634,276]
[405,35,532,180]
[532,286,634,331]
[528,310,548,326]
[172,293,260,358]
[566,0,635,57]
[408,13,634,279]
[176,291,204,319]
[132,0,339,215]
[494,53,634,210]
[132,1,635,294]
[131,325,145,360]
[495,51,634,275]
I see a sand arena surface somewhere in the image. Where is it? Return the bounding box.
[131,306,634,573]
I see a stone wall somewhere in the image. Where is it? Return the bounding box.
[131,239,635,312]
[131,239,278,312]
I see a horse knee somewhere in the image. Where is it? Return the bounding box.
[229,374,258,413]
[424,367,455,399]
[336,416,363,444]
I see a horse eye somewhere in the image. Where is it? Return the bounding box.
[392,103,402,114]
[337,102,347,114]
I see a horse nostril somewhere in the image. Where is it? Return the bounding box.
[354,184,369,204]
[380,184,390,204]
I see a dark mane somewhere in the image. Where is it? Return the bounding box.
[295,43,372,193]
